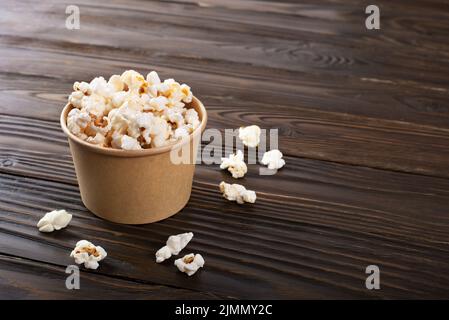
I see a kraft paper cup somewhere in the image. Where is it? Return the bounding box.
[60,97,207,224]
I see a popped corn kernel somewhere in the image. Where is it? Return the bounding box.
[121,135,142,150]
[155,232,194,263]
[219,181,256,204]
[86,133,106,146]
[220,150,247,178]
[185,108,200,130]
[238,125,261,148]
[67,108,91,139]
[261,149,285,170]
[120,70,146,93]
[174,253,205,276]
[37,209,72,233]
[70,240,107,270]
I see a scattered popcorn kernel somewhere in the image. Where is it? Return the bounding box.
[66,70,199,150]
[220,150,247,178]
[37,209,72,233]
[238,125,261,148]
[155,246,172,263]
[261,149,286,170]
[70,240,107,270]
[219,181,256,204]
[155,232,194,263]
[174,253,205,276]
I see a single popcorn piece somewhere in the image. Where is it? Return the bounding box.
[66,70,199,150]
[155,232,194,263]
[37,209,72,233]
[121,135,142,150]
[70,240,107,270]
[67,108,91,139]
[219,181,256,204]
[185,108,200,130]
[238,125,261,148]
[174,253,205,276]
[261,149,286,170]
[220,150,247,178]
[86,132,106,146]
[120,70,146,93]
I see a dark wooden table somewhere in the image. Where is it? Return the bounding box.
[1,0,449,299]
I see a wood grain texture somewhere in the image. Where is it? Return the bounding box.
[1,0,449,176]
[1,153,449,298]
[0,254,220,299]
[0,0,449,299]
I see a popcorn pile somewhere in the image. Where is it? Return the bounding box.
[67,70,200,150]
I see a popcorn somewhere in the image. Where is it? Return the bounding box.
[70,240,107,270]
[66,70,199,150]
[180,84,193,103]
[86,133,106,146]
[261,149,285,170]
[73,81,91,95]
[174,253,205,276]
[174,126,190,139]
[219,181,256,204]
[147,96,168,112]
[238,125,261,148]
[146,71,161,97]
[67,108,90,139]
[220,150,247,178]
[37,209,72,233]
[120,70,146,93]
[108,75,124,92]
[185,108,200,129]
[121,135,142,150]
[155,232,194,263]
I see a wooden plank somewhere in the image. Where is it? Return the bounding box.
[0,254,220,299]
[0,0,448,177]
[0,0,449,300]
[2,106,449,179]
[0,152,449,298]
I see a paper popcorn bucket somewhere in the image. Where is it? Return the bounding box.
[60,97,207,224]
